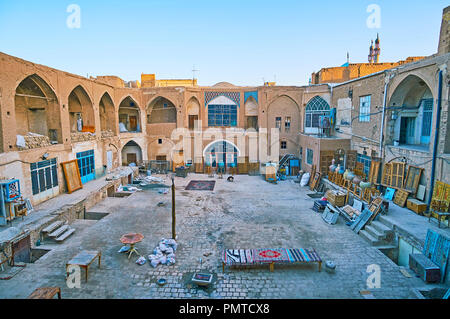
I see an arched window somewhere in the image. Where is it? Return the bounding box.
[207,96,237,127]
[305,96,330,133]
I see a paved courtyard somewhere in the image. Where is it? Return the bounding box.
[0,174,425,299]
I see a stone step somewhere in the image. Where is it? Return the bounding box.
[377,215,394,229]
[55,228,75,242]
[364,225,385,240]
[48,225,69,238]
[359,229,381,246]
[42,221,64,234]
[371,220,393,235]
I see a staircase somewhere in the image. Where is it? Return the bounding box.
[41,220,75,243]
[359,215,395,247]
[278,154,296,173]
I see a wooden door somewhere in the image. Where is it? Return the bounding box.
[129,116,137,131]
[127,153,137,165]
[189,115,198,130]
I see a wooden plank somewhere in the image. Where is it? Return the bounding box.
[28,287,61,299]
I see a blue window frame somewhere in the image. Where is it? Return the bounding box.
[356,154,371,177]
[30,158,58,195]
[359,95,371,122]
[208,104,237,127]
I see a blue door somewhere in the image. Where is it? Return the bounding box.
[289,159,299,175]
[76,150,95,184]
[420,99,433,145]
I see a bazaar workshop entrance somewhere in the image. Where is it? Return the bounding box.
[204,140,239,170]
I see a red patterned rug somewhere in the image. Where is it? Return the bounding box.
[253,248,290,263]
[185,180,216,191]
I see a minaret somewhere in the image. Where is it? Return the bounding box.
[374,33,381,63]
[368,40,374,63]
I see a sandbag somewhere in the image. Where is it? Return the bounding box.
[300,173,310,187]
[150,259,160,268]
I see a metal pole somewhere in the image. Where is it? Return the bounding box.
[171,175,176,239]
[379,75,389,158]
[427,69,443,207]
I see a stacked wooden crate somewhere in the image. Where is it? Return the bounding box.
[325,190,346,207]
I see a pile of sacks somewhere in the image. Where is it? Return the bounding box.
[148,238,178,268]
[71,131,96,143]
[17,133,52,150]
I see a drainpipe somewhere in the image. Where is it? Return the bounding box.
[427,68,444,207]
[379,70,395,158]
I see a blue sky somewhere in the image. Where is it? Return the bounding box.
[0,0,447,86]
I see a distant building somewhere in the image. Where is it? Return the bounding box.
[311,34,425,84]
[141,74,197,88]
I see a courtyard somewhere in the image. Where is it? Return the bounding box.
[0,174,426,299]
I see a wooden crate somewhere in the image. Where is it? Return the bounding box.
[325,190,346,207]
[407,199,427,215]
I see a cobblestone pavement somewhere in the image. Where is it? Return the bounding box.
[0,175,425,299]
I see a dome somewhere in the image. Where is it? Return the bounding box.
[212,82,236,88]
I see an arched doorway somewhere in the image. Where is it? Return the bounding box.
[119,96,141,133]
[68,85,95,133]
[244,96,258,129]
[121,140,143,166]
[203,140,240,168]
[99,92,116,135]
[14,74,62,144]
[186,97,200,130]
[388,75,434,147]
[147,96,177,124]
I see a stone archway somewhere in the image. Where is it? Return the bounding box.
[387,75,434,147]
[99,92,116,136]
[121,140,143,165]
[14,74,62,145]
[147,96,177,124]
[68,85,95,133]
[119,96,141,133]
